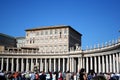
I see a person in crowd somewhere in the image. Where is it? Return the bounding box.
[91,75,106,80]
[0,70,6,80]
[30,72,35,80]
[35,72,39,80]
[105,73,111,80]
[110,73,119,80]
[25,72,30,80]
[114,73,120,80]
[58,71,63,80]
[70,72,74,80]
[87,69,95,80]
[55,71,58,80]
[13,72,19,80]
[62,71,66,80]
[53,72,56,80]
[21,72,26,80]
[73,73,77,80]
[17,72,22,80]
[39,71,46,80]
[7,71,13,80]
[48,71,52,80]
[76,70,80,80]
[53,71,59,80]
[79,68,87,80]
[65,71,71,80]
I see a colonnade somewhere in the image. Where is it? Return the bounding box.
[0,52,120,73]
[83,52,120,73]
[0,57,81,73]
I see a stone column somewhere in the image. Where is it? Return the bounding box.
[58,58,60,71]
[102,55,105,73]
[112,54,115,73]
[78,57,80,71]
[40,58,43,71]
[70,58,72,72]
[11,58,14,71]
[74,58,76,72]
[109,54,112,72]
[82,57,85,68]
[26,58,29,71]
[63,58,65,72]
[49,58,51,72]
[71,58,74,72]
[90,57,93,70]
[54,58,56,72]
[116,53,119,73]
[46,59,48,72]
[106,55,109,73]
[31,58,33,72]
[21,58,24,72]
[94,56,97,73]
[80,57,82,69]
[45,58,47,72]
[98,56,101,73]
[6,58,9,71]
[16,58,19,71]
[1,58,3,70]
[118,52,120,73]
[38,59,40,72]
[86,57,88,73]
[67,57,69,71]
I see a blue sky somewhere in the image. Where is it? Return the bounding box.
[0,0,120,49]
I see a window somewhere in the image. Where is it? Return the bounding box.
[64,45,67,51]
[54,45,56,49]
[54,36,57,39]
[59,29,62,38]
[36,32,39,35]
[59,45,62,49]
[55,29,57,34]
[60,29,62,34]
[64,35,67,38]
[45,30,48,35]
[50,29,52,35]
[33,38,35,43]
[30,39,32,44]
[41,30,43,35]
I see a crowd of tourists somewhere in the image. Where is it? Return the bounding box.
[0,68,120,80]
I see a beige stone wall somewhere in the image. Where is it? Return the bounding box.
[0,46,5,52]
[25,27,69,52]
[25,26,81,53]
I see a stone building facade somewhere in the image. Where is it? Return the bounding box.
[0,25,120,73]
[16,37,25,48]
[25,25,82,53]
